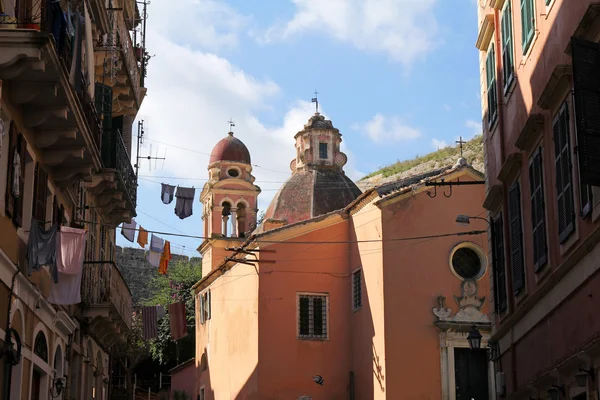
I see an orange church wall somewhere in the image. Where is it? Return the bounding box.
[348,201,387,400]
[256,220,352,399]
[380,176,489,399]
[195,261,260,399]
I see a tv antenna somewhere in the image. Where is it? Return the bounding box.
[134,120,166,178]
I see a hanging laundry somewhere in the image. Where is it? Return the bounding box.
[168,302,188,341]
[68,11,83,94]
[146,234,164,267]
[142,305,159,340]
[174,187,196,220]
[48,227,86,305]
[158,241,172,275]
[161,183,176,205]
[121,219,136,243]
[27,221,59,283]
[137,226,148,248]
[146,250,161,268]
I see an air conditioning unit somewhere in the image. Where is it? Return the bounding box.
[496,371,506,397]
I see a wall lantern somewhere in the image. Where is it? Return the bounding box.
[50,377,64,398]
[575,366,595,387]
[467,325,482,350]
[313,375,324,386]
[547,385,565,400]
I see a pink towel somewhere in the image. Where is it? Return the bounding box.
[57,227,86,275]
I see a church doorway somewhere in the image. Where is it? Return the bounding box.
[454,348,488,400]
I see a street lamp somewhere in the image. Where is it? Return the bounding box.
[50,376,64,398]
[575,366,595,387]
[456,214,490,227]
[547,385,565,400]
[467,325,482,350]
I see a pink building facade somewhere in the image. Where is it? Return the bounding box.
[476,0,600,397]
[193,114,492,399]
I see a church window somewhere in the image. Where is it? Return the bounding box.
[319,143,328,159]
[352,268,362,311]
[450,243,486,281]
[227,168,239,178]
[297,293,328,340]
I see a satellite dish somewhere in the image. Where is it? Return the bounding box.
[313,375,324,386]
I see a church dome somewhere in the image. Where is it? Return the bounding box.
[209,132,251,165]
[264,169,361,225]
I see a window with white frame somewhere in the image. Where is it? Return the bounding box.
[352,268,362,311]
[297,293,328,340]
[199,290,211,324]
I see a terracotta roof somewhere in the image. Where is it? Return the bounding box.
[209,132,251,165]
[265,169,362,225]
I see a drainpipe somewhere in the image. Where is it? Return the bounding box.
[2,270,21,400]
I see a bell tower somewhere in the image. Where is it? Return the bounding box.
[198,129,261,273]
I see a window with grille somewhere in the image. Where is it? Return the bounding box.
[319,143,328,159]
[520,0,535,54]
[553,102,575,243]
[298,293,328,340]
[508,181,525,295]
[486,44,498,126]
[352,269,362,311]
[492,214,507,314]
[199,291,211,324]
[100,225,106,261]
[529,147,548,271]
[501,1,514,90]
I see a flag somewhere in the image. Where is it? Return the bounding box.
[142,306,158,340]
[169,302,188,341]
[311,97,317,103]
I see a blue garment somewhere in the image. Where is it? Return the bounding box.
[27,220,59,283]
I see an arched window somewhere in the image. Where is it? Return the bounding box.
[34,331,48,363]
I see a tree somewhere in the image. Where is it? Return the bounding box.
[143,260,202,368]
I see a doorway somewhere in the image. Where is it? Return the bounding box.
[31,369,42,400]
[454,348,489,400]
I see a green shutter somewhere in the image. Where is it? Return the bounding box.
[501,1,514,89]
[521,0,535,53]
[486,47,498,124]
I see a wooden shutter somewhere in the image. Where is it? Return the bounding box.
[199,294,205,324]
[520,0,528,49]
[13,133,26,227]
[508,182,525,294]
[32,163,48,223]
[4,122,17,218]
[571,37,600,187]
[521,0,534,52]
[486,47,497,124]
[529,148,548,270]
[492,214,507,314]
[207,291,211,320]
[501,1,514,88]
[553,104,575,243]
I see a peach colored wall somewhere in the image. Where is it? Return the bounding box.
[257,220,352,400]
[196,262,259,400]
[171,361,196,398]
[381,177,488,399]
[349,202,387,400]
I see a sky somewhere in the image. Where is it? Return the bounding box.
[117,0,483,256]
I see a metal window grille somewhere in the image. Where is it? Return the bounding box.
[352,269,362,310]
[86,211,97,261]
[298,294,328,340]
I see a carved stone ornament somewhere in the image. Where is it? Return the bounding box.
[432,280,490,324]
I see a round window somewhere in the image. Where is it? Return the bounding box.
[451,247,482,280]
[227,169,239,177]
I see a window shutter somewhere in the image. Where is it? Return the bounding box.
[299,297,309,336]
[571,37,600,187]
[508,182,525,294]
[492,214,507,313]
[501,1,514,88]
[487,47,497,124]
[14,133,26,228]
[529,149,548,270]
[32,163,48,223]
[520,0,527,49]
[553,105,575,242]
[4,122,17,218]
[199,295,205,324]
[207,291,211,320]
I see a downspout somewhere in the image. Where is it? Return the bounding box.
[2,269,21,400]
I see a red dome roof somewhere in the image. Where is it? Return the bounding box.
[209,132,251,165]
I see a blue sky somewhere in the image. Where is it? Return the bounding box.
[117,0,483,257]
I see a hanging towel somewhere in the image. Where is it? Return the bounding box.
[150,234,164,252]
[174,187,195,220]
[168,302,188,341]
[142,305,159,340]
[121,219,136,243]
[158,241,172,275]
[48,227,86,305]
[27,221,59,283]
[146,250,161,268]
[161,183,176,205]
[137,227,148,248]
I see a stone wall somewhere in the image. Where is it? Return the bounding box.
[116,246,201,304]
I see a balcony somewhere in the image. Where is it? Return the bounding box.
[0,0,103,185]
[81,261,132,345]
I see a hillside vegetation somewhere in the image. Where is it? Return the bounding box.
[357,135,484,190]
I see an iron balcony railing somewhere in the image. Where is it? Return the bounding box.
[81,261,132,329]
[101,129,138,208]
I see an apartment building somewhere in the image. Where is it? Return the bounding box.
[0,0,146,398]
[476,0,600,398]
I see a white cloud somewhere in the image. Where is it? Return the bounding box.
[355,114,421,144]
[259,0,439,66]
[431,138,449,150]
[465,119,482,137]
